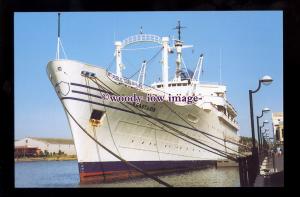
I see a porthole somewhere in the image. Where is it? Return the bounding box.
[142,141,144,144]
[131,140,134,143]
[57,66,62,71]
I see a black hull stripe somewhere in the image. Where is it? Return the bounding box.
[72,90,104,100]
[61,96,200,133]
[70,82,111,94]
[79,160,216,173]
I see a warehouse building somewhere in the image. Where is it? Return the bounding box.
[15,137,76,156]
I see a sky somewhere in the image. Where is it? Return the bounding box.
[14,11,283,140]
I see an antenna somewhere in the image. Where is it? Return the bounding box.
[173,20,186,40]
[140,26,143,34]
[56,13,61,60]
[219,48,222,85]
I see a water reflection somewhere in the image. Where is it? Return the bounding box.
[15,160,240,187]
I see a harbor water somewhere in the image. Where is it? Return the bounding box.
[15,160,240,187]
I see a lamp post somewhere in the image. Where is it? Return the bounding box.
[262,128,270,154]
[259,120,269,153]
[248,75,273,182]
[256,108,271,154]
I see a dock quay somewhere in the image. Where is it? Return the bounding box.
[217,160,239,167]
[254,153,284,187]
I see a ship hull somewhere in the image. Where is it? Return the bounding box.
[47,59,239,183]
[79,160,215,183]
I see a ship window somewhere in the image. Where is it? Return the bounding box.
[168,84,171,87]
[89,109,105,127]
[57,67,62,71]
[90,110,104,120]
[183,83,187,86]
[177,83,182,86]
[171,84,176,87]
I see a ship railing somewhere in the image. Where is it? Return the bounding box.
[107,71,143,89]
[204,101,238,125]
[121,34,162,48]
[203,94,238,115]
[217,111,239,130]
[198,81,220,85]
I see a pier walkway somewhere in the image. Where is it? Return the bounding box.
[254,153,284,187]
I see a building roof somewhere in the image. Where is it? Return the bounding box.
[31,137,74,145]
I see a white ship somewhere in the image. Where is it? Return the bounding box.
[47,20,240,183]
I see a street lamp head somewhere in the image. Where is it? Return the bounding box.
[260,75,273,86]
[262,107,271,112]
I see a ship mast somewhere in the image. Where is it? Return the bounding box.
[55,13,67,60]
[56,13,61,60]
[173,20,186,81]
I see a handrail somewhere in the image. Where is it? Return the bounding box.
[107,71,143,89]
[121,34,162,48]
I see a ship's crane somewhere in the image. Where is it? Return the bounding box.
[138,60,147,85]
[192,53,204,82]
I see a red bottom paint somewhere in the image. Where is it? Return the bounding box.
[79,164,215,184]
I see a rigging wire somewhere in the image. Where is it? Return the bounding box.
[90,76,240,161]
[60,97,172,187]
[129,81,250,150]
[105,57,116,71]
[59,38,68,59]
[162,102,246,157]
[90,77,238,161]
[181,55,190,79]
[127,47,163,79]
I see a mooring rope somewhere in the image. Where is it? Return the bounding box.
[91,77,239,161]
[59,99,172,187]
